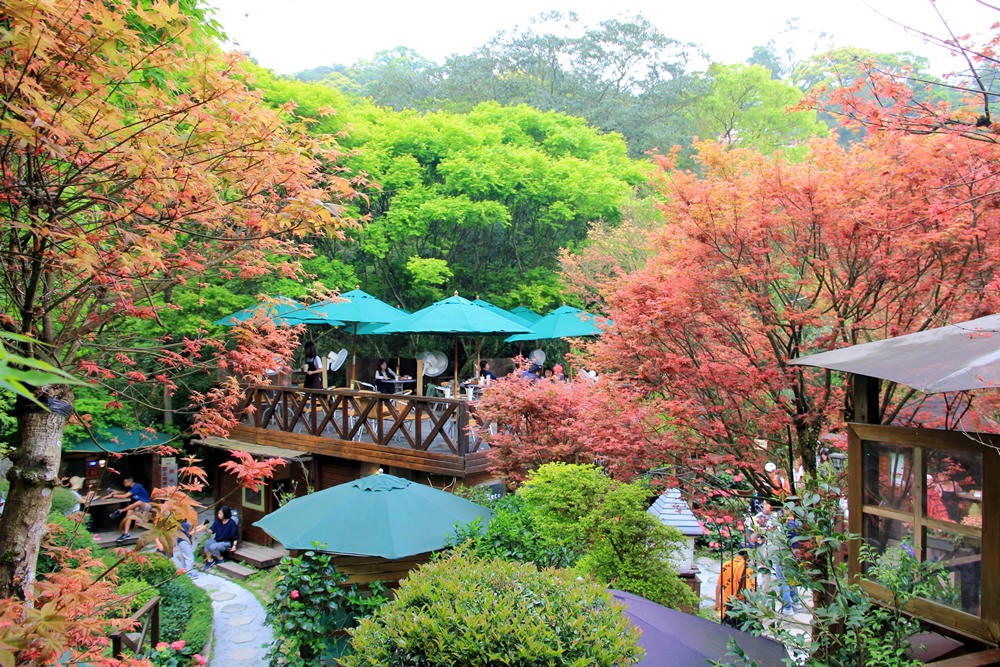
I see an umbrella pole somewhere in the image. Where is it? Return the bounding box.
[476,337,482,379]
[453,335,459,393]
[350,323,358,386]
[395,335,401,374]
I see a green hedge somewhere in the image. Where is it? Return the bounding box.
[114,553,212,649]
[343,552,642,667]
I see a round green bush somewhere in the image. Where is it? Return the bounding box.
[343,552,642,667]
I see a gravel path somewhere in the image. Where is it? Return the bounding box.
[193,571,272,667]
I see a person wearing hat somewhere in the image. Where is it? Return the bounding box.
[764,461,790,497]
[66,476,86,514]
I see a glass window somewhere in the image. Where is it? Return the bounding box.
[862,514,913,569]
[862,442,914,512]
[924,449,983,526]
[925,527,982,616]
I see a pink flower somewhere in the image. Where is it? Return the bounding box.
[171,640,186,651]
[723,515,733,523]
[733,474,744,483]
[193,654,207,666]
[709,541,720,548]
[290,589,300,600]
[156,642,169,651]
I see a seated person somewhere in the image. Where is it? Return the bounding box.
[203,505,239,567]
[522,363,542,382]
[552,364,565,381]
[374,359,399,393]
[106,476,152,543]
[479,360,498,382]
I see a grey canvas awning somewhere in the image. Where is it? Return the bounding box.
[788,314,1000,394]
[197,436,312,462]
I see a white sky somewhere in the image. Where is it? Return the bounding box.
[206,0,997,76]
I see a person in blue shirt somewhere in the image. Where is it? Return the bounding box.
[479,360,498,382]
[107,476,152,543]
[203,505,239,567]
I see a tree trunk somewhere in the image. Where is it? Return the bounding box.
[0,394,72,599]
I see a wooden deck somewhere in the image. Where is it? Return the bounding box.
[217,386,498,480]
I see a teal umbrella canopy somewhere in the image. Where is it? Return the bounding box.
[66,427,171,453]
[214,296,341,327]
[505,305,609,342]
[253,473,493,559]
[373,295,532,336]
[471,298,535,329]
[510,306,543,324]
[309,289,408,325]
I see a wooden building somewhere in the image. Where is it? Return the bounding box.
[198,385,500,547]
[790,315,1000,663]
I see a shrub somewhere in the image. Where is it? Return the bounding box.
[112,553,211,648]
[456,494,577,568]
[159,576,211,646]
[37,513,98,574]
[343,552,642,667]
[49,486,79,515]
[115,577,157,614]
[147,639,207,666]
[266,550,389,666]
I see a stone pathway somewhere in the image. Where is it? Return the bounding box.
[193,571,272,666]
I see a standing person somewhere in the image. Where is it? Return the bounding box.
[764,462,790,497]
[203,506,239,567]
[106,476,152,543]
[374,359,398,393]
[930,470,964,522]
[301,341,324,390]
[170,519,198,579]
[716,548,756,626]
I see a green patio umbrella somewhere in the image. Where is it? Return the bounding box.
[372,294,532,387]
[470,298,535,376]
[510,306,543,324]
[308,289,409,383]
[505,305,609,342]
[471,298,535,329]
[214,296,340,327]
[253,472,493,559]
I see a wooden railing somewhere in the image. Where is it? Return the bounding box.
[238,386,487,456]
[111,596,160,659]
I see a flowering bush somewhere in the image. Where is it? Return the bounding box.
[266,550,389,666]
[147,640,206,667]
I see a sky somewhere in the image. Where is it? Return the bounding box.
[205,0,997,76]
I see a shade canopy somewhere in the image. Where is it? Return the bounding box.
[788,314,1000,394]
[510,305,543,324]
[253,472,493,559]
[471,298,535,329]
[373,295,532,336]
[308,289,408,326]
[66,427,171,454]
[373,295,532,385]
[214,296,341,327]
[506,305,608,342]
[610,589,788,667]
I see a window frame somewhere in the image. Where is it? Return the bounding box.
[848,423,1000,642]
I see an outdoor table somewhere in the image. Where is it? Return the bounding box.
[387,377,416,393]
[87,496,129,532]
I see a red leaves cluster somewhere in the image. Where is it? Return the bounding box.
[0,520,140,667]
[477,374,668,484]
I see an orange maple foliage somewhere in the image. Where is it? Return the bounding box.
[0,0,362,656]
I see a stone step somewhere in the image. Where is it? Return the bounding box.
[215,561,255,580]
